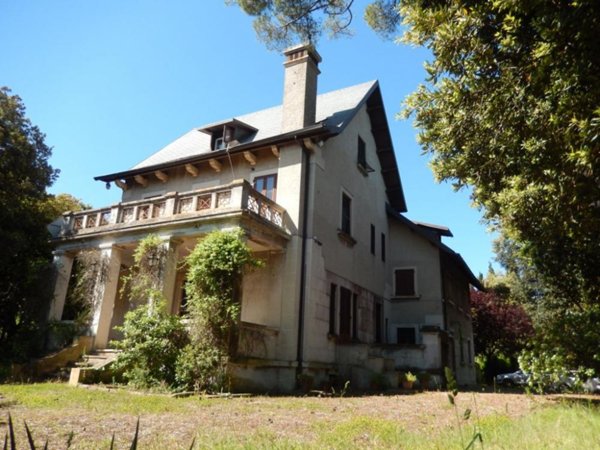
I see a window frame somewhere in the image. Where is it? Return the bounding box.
[393,267,419,298]
[329,283,337,336]
[252,173,278,201]
[339,189,353,237]
[370,224,375,255]
[395,325,418,345]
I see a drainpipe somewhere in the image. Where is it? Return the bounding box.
[296,140,313,381]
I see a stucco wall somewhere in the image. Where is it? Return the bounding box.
[302,105,390,364]
[120,150,280,204]
[386,220,444,344]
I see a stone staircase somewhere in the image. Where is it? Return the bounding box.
[69,349,121,385]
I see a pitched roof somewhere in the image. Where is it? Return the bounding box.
[387,205,484,290]
[95,80,407,211]
[132,81,378,170]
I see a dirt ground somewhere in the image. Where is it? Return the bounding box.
[0,386,555,448]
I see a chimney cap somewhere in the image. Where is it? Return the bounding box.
[283,43,322,65]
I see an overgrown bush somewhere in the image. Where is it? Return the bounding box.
[111,230,260,392]
[182,229,262,392]
[112,301,189,389]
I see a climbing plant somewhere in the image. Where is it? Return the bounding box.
[120,234,168,307]
[112,235,188,389]
[63,249,108,330]
[176,228,262,392]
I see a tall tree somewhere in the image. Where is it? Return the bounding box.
[470,286,533,378]
[397,0,600,309]
[44,193,90,220]
[0,87,59,362]
[228,0,355,49]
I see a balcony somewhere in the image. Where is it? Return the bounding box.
[53,180,290,240]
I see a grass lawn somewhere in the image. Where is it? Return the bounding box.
[1,383,599,449]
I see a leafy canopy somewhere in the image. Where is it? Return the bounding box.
[0,87,59,362]
[228,0,356,49]
[398,0,600,308]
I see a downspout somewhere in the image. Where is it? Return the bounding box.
[296,139,314,380]
[440,250,448,331]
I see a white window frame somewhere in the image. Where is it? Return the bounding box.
[393,266,419,298]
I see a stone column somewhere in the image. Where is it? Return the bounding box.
[48,251,74,321]
[160,237,180,315]
[90,244,123,349]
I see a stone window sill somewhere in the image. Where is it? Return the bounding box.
[337,229,356,247]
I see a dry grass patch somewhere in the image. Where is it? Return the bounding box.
[1,383,590,449]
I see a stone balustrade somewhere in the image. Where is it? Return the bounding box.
[57,180,288,238]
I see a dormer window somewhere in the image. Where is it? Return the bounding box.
[214,137,225,150]
[199,119,258,151]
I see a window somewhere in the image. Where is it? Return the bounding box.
[339,287,352,341]
[329,283,337,335]
[394,268,416,297]
[352,293,358,340]
[396,327,416,345]
[370,224,375,255]
[381,232,386,262]
[341,192,352,235]
[374,303,382,343]
[214,137,225,150]
[253,174,277,201]
[358,136,366,167]
[357,136,373,175]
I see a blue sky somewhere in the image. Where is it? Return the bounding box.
[0,0,497,276]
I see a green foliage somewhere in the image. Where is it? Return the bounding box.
[62,249,107,330]
[398,1,600,310]
[364,0,400,39]
[401,371,417,383]
[112,301,189,389]
[0,87,59,363]
[182,229,261,392]
[228,0,355,49]
[121,234,168,306]
[175,343,228,393]
[44,193,90,219]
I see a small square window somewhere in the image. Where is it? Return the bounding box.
[397,327,416,345]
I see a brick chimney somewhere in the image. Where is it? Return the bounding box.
[282,44,322,133]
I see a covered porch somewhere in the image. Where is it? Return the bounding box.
[48,179,291,352]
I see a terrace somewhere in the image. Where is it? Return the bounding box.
[52,179,290,242]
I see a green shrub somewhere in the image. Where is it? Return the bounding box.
[175,343,228,392]
[112,301,189,389]
[181,229,262,392]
